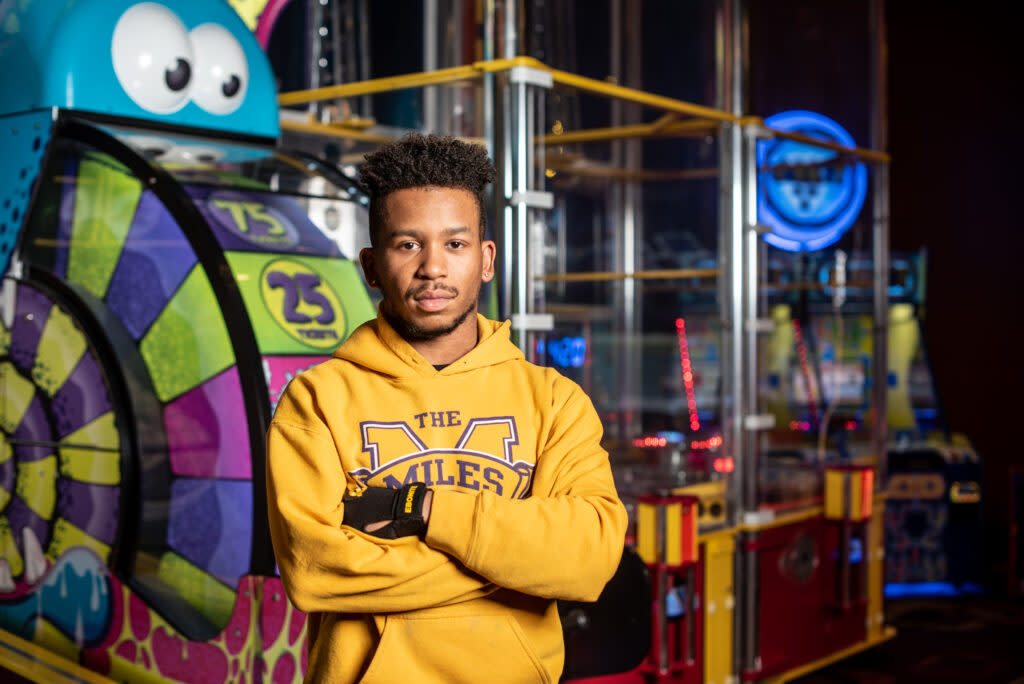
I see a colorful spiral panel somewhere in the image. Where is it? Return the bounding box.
[54,151,253,627]
[0,277,119,643]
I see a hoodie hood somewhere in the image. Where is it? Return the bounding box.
[333,310,524,378]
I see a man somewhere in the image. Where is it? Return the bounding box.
[266,133,626,683]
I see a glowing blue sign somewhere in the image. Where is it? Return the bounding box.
[537,336,587,368]
[758,111,868,252]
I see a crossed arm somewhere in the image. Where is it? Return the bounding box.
[266,383,627,615]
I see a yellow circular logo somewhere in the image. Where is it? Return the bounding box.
[261,259,347,349]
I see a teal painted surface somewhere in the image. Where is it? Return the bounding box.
[0,0,279,139]
[0,109,54,276]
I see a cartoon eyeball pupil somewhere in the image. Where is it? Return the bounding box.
[112,3,195,114]
[223,75,241,98]
[189,23,249,115]
[165,57,192,92]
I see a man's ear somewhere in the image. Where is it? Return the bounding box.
[360,247,379,289]
[480,240,496,283]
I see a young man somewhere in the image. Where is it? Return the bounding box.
[266,134,626,683]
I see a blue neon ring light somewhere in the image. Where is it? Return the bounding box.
[758,110,868,252]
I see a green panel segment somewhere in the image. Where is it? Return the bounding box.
[225,252,375,354]
[158,551,236,629]
[16,454,57,520]
[0,361,33,433]
[33,304,88,396]
[0,516,22,577]
[140,265,235,402]
[67,156,142,299]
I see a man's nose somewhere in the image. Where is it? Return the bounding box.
[417,243,447,278]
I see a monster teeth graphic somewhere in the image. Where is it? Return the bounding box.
[23,527,47,584]
[0,559,14,592]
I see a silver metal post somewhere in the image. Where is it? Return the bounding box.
[422,0,439,132]
[869,0,890,486]
[742,122,761,516]
[515,79,529,349]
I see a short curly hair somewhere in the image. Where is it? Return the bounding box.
[358,133,496,246]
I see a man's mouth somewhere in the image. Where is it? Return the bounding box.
[412,289,456,311]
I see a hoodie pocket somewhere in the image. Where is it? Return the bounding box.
[360,613,552,684]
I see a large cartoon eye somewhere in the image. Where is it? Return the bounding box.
[189,23,249,115]
[112,3,194,114]
[112,3,193,112]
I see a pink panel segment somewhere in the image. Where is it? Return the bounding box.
[263,355,330,412]
[165,366,252,479]
[153,628,229,683]
[255,0,293,49]
[259,577,287,648]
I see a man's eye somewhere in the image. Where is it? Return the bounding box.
[448,241,466,248]
[398,241,418,249]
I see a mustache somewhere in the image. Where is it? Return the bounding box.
[407,283,458,299]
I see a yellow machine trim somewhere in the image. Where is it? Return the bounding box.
[761,626,897,683]
[636,501,657,565]
[0,627,114,684]
[825,470,844,520]
[867,504,886,641]
[703,533,735,684]
[665,501,683,566]
[739,506,825,532]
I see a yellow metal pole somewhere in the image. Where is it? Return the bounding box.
[279,118,397,144]
[541,118,719,146]
[277,63,484,106]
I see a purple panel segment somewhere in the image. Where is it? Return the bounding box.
[10,284,50,373]
[105,191,197,340]
[51,352,112,439]
[56,479,119,545]
[168,478,252,586]
[5,497,49,553]
[12,395,53,462]
[164,366,251,479]
[0,458,13,494]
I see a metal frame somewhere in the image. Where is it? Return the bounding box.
[277,52,893,681]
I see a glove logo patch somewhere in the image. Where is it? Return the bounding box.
[349,417,534,499]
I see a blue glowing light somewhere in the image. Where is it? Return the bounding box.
[536,336,587,368]
[884,581,985,599]
[758,111,868,252]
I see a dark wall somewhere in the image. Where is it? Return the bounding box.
[887,2,1023,561]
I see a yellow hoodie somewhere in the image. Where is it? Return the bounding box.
[266,313,627,683]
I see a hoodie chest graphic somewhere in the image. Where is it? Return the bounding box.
[348,416,535,499]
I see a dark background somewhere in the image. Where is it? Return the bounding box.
[886,2,1022,582]
[746,0,1022,588]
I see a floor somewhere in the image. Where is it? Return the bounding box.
[792,597,1024,684]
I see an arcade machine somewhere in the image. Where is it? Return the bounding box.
[0,1,375,681]
[768,247,983,596]
[882,254,983,595]
[524,107,895,683]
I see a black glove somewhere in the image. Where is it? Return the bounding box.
[342,483,428,539]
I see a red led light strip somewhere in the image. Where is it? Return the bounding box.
[792,319,819,429]
[676,318,700,432]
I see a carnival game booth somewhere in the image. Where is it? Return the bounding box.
[274,56,895,683]
[0,1,375,681]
